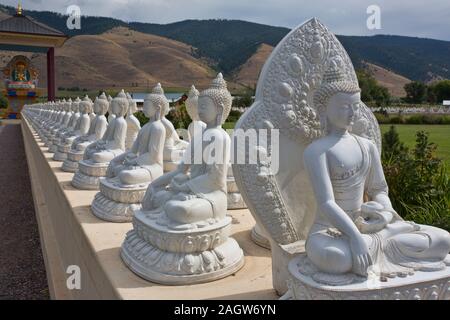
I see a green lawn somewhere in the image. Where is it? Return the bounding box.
[220,122,449,167]
[380,125,450,167]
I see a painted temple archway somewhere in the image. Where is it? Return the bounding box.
[0,3,67,118]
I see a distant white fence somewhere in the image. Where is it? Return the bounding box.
[371,106,450,114]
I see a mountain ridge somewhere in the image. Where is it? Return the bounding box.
[0,4,448,90]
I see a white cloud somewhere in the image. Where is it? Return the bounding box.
[4,0,450,40]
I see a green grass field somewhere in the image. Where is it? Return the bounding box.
[223,122,449,167]
[380,125,450,167]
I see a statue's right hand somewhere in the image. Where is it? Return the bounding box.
[350,235,372,276]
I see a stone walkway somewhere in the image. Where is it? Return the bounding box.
[0,124,49,300]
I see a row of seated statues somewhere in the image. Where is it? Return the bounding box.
[25,74,247,284]
[23,18,450,299]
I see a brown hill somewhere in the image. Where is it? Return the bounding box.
[363,62,411,97]
[0,26,410,96]
[1,27,246,92]
[39,27,221,90]
[233,43,273,89]
[233,45,411,98]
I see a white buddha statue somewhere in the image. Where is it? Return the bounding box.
[160,88,189,172]
[49,97,81,153]
[185,85,206,143]
[183,84,247,210]
[42,101,64,142]
[300,63,450,284]
[121,73,244,284]
[125,92,141,150]
[53,95,92,161]
[88,101,96,123]
[91,84,166,222]
[47,98,73,151]
[62,93,109,172]
[107,94,115,124]
[72,90,128,190]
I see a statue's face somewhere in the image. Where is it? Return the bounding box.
[198,96,217,124]
[143,100,158,118]
[186,97,198,119]
[113,100,128,116]
[112,100,120,115]
[100,102,108,115]
[326,92,360,130]
[93,100,100,114]
[129,101,137,114]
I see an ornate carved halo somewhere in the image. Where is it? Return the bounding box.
[251,18,381,149]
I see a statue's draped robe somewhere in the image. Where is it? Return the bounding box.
[319,135,448,276]
[185,128,230,218]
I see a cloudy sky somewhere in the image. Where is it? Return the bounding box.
[4,0,450,41]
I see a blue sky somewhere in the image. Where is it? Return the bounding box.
[4,0,450,41]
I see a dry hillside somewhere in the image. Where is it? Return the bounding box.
[1,27,245,92]
[0,25,411,96]
[233,43,273,89]
[364,62,411,97]
[35,27,221,90]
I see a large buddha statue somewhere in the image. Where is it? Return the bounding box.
[72,90,128,190]
[298,62,450,285]
[91,84,166,222]
[120,73,244,284]
[125,92,141,150]
[62,93,109,172]
[53,96,93,161]
[232,18,450,299]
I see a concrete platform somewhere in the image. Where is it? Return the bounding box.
[21,117,277,300]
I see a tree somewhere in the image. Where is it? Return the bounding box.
[404,81,427,103]
[381,125,408,162]
[426,85,437,104]
[356,69,391,107]
[429,80,450,103]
